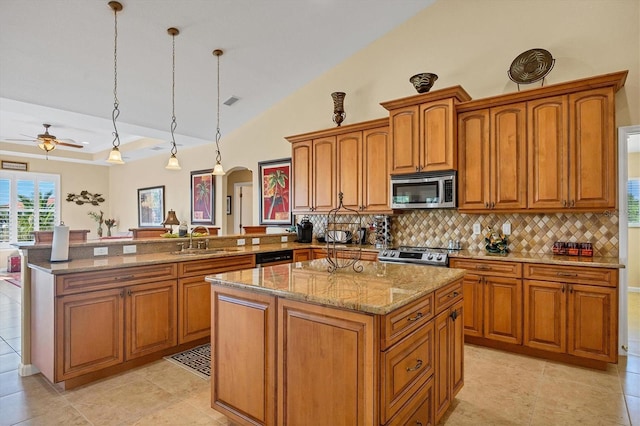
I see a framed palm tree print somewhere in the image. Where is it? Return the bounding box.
[258,158,292,225]
[190,169,215,225]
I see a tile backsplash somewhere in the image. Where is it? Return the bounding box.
[297,210,619,258]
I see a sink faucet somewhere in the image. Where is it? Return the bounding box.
[189,226,210,249]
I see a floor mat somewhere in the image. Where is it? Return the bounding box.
[164,344,211,379]
[0,273,21,288]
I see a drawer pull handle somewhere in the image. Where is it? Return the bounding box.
[115,275,135,280]
[476,265,490,270]
[407,312,423,322]
[406,359,423,372]
[557,272,578,277]
[416,423,423,426]
[448,291,460,298]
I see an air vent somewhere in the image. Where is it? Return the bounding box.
[150,146,165,151]
[224,96,240,106]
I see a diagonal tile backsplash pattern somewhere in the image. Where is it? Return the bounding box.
[298,210,619,258]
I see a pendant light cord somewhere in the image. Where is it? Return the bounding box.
[170,32,178,157]
[111,6,121,149]
[215,51,222,164]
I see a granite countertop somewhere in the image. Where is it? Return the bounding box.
[450,250,624,269]
[26,242,378,275]
[206,259,466,315]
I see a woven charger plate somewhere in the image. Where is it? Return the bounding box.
[508,48,554,84]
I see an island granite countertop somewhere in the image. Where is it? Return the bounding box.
[206,258,466,315]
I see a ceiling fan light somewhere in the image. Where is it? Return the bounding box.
[165,154,181,170]
[212,161,225,176]
[107,146,124,164]
[38,140,56,152]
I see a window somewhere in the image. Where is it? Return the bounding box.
[0,171,60,248]
[629,178,640,227]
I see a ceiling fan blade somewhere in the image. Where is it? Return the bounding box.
[55,140,84,148]
[4,138,35,142]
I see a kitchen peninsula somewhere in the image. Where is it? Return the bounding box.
[206,259,466,425]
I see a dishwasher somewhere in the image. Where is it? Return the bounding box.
[255,249,294,267]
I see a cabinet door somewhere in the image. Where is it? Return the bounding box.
[293,249,311,262]
[291,140,313,212]
[420,98,457,171]
[527,96,569,209]
[457,109,490,210]
[56,288,125,381]
[362,126,391,212]
[434,309,451,423]
[278,298,375,426]
[389,105,420,174]
[523,280,566,353]
[483,276,522,344]
[178,276,211,344]
[312,136,337,211]
[491,103,527,210]
[567,284,617,362]
[336,131,362,211]
[125,280,177,360]
[450,300,464,398]
[461,273,483,337]
[211,286,276,426]
[569,88,616,209]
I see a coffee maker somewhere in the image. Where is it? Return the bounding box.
[296,217,313,243]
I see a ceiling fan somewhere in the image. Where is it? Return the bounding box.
[7,123,84,153]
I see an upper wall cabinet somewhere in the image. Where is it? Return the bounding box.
[381,87,472,174]
[287,118,392,215]
[456,70,627,213]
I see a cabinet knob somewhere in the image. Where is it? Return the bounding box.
[127,289,132,296]
[450,310,459,321]
[485,202,489,208]
[491,202,495,209]
[120,289,125,298]
[562,200,567,207]
[570,200,575,208]
[416,166,420,172]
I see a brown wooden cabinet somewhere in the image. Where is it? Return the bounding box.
[210,277,464,426]
[456,71,625,213]
[434,297,463,424]
[458,103,527,211]
[450,259,522,345]
[290,137,336,213]
[311,248,378,262]
[292,248,311,262]
[381,87,471,174]
[336,124,391,212]
[177,255,255,344]
[523,263,618,363]
[288,118,392,215]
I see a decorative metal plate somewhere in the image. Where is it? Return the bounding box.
[508,48,554,84]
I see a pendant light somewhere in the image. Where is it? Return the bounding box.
[212,49,225,176]
[165,27,181,170]
[106,1,124,164]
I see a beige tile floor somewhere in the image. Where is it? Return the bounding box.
[0,279,638,425]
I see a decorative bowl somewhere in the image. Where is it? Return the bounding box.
[409,73,438,93]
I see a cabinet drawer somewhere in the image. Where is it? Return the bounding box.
[382,293,434,349]
[56,263,178,295]
[386,376,434,426]
[523,264,617,287]
[434,279,463,313]
[178,254,255,277]
[381,321,434,424]
[450,258,522,278]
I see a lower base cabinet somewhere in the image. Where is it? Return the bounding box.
[211,278,464,426]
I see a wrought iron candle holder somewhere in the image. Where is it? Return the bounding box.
[331,92,346,126]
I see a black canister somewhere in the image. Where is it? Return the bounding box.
[296,217,313,243]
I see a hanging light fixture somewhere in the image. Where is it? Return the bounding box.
[106,1,124,164]
[212,49,225,176]
[165,27,181,170]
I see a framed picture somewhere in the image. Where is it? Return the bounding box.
[226,196,232,215]
[1,160,28,171]
[258,157,292,225]
[137,186,165,227]
[191,169,215,225]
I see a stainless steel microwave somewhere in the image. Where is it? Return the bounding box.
[390,171,457,209]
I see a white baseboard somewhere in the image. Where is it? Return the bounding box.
[19,363,40,377]
[629,287,640,293]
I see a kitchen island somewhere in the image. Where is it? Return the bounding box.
[206,259,466,426]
